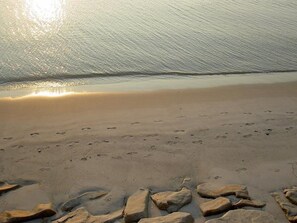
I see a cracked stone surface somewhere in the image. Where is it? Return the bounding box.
[199,197,232,216]
[124,189,149,223]
[233,199,266,208]
[205,209,277,223]
[151,187,192,213]
[197,183,249,199]
[284,187,297,205]
[0,203,56,223]
[138,212,194,223]
[53,207,123,223]
[61,191,108,212]
[272,192,297,223]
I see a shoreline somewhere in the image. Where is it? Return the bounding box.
[1,72,297,98]
[0,81,297,222]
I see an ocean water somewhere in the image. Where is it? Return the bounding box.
[0,0,297,91]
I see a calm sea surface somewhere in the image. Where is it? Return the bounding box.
[0,0,297,90]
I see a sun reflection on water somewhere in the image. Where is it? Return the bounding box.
[23,0,66,36]
[25,0,64,23]
[30,90,73,97]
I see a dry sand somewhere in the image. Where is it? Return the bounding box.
[0,82,297,222]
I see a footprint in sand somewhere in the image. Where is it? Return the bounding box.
[81,127,91,131]
[216,135,227,139]
[3,137,13,140]
[266,118,275,121]
[30,133,39,136]
[126,152,137,155]
[174,130,185,133]
[12,145,24,148]
[192,140,203,144]
[0,149,4,151]
[88,143,93,146]
[265,129,273,136]
[245,123,255,126]
[264,110,272,113]
[107,127,117,130]
[146,134,159,137]
[144,154,152,158]
[285,127,294,131]
[286,111,294,114]
[149,145,156,150]
[122,135,133,139]
[236,167,247,173]
[244,112,252,115]
[56,131,66,135]
[167,141,178,145]
[112,156,122,160]
[97,154,107,157]
[103,140,109,143]
[39,167,50,172]
[81,157,88,161]
[131,122,140,125]
[243,134,253,138]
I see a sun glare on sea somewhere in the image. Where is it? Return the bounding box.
[25,0,65,23]
[30,90,73,97]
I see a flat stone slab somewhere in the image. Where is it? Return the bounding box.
[0,183,19,195]
[233,199,266,208]
[53,207,123,223]
[151,187,192,213]
[61,190,108,211]
[205,209,277,223]
[199,197,232,216]
[0,203,56,223]
[284,187,297,205]
[197,183,249,199]
[53,208,89,223]
[124,188,149,223]
[139,212,194,223]
[272,192,297,223]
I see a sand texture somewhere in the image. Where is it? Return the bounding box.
[0,82,297,222]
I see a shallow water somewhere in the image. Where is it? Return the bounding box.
[0,0,297,88]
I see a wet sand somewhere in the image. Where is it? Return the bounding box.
[0,82,297,222]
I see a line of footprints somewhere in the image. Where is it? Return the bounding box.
[0,181,297,222]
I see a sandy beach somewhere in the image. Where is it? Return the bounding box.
[0,81,297,222]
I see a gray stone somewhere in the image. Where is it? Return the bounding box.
[61,191,108,211]
[199,197,232,216]
[205,209,277,223]
[0,203,56,223]
[151,187,192,213]
[139,212,193,223]
[124,189,149,223]
[272,192,297,223]
[197,183,249,199]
